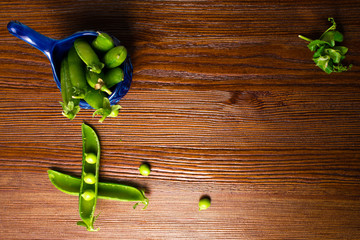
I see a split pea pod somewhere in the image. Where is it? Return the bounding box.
[74,38,104,74]
[103,45,127,68]
[78,123,101,231]
[67,47,88,98]
[104,67,124,89]
[59,57,80,120]
[86,70,112,95]
[92,32,114,52]
[47,170,149,209]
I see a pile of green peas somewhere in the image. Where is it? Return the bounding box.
[60,32,127,122]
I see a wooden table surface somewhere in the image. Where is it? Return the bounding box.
[1,1,360,239]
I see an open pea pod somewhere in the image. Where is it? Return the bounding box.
[78,123,101,231]
[47,169,149,209]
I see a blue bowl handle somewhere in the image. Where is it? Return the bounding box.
[7,21,56,59]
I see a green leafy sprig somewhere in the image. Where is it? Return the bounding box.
[299,18,352,74]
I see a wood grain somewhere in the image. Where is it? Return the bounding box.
[0,1,360,239]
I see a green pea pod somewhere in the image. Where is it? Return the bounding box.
[68,47,88,98]
[86,70,112,95]
[78,123,101,231]
[59,57,80,120]
[103,46,127,68]
[104,67,124,89]
[47,170,149,209]
[92,32,115,52]
[74,38,104,74]
[83,88,107,109]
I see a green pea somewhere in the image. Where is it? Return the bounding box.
[92,32,114,52]
[104,67,124,89]
[139,163,151,176]
[103,46,127,68]
[74,38,104,74]
[81,189,95,201]
[85,153,97,164]
[48,169,149,209]
[86,70,112,95]
[67,46,87,98]
[84,173,96,184]
[198,196,211,211]
[59,56,80,120]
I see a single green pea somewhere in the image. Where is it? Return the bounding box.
[74,38,104,74]
[198,196,211,211]
[103,46,127,68]
[104,67,124,89]
[139,163,151,176]
[84,173,96,184]
[92,32,115,52]
[85,152,97,164]
[81,189,95,201]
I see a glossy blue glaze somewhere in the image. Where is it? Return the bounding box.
[7,21,132,109]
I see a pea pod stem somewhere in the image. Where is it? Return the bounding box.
[47,169,149,209]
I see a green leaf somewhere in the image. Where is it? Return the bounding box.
[313,55,332,74]
[307,40,330,51]
[325,48,342,64]
[333,46,348,55]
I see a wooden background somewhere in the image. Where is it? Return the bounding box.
[1,1,360,239]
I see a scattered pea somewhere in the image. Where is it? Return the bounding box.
[199,196,211,211]
[139,163,151,176]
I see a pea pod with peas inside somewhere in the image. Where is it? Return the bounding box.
[47,169,149,209]
[77,123,101,231]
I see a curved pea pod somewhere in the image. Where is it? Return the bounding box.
[92,32,114,52]
[74,38,104,74]
[103,45,127,68]
[47,169,149,209]
[104,67,124,89]
[59,57,80,120]
[78,123,101,231]
[68,47,88,98]
[86,70,112,95]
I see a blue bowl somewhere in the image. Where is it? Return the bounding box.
[7,21,132,109]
